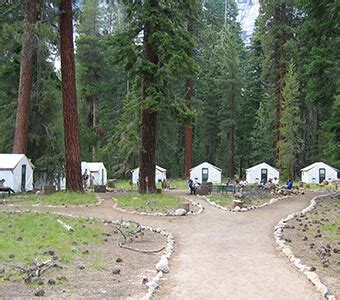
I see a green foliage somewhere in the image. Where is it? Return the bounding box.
[278,62,303,180]
[250,100,275,165]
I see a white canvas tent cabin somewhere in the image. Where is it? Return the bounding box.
[0,154,34,192]
[189,162,222,184]
[301,162,339,184]
[131,165,167,184]
[87,162,107,186]
[246,162,279,184]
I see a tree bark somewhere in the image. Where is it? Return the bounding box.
[274,4,287,161]
[92,96,97,160]
[139,2,158,194]
[59,0,83,192]
[183,78,193,179]
[227,78,236,178]
[12,0,40,154]
[183,23,193,179]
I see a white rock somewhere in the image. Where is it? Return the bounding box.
[241,208,247,212]
[156,257,169,273]
[173,208,187,216]
[234,206,241,212]
[146,280,159,290]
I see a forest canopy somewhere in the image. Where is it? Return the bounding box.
[0,0,338,186]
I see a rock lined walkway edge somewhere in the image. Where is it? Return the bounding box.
[274,192,340,300]
[0,208,175,300]
[201,195,289,212]
[112,197,203,217]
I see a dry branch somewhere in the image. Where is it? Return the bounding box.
[115,220,164,254]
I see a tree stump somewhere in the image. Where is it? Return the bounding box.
[232,200,243,208]
[42,185,56,195]
[94,185,106,193]
[180,202,191,212]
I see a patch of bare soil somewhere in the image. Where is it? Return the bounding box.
[282,198,340,297]
[0,221,166,299]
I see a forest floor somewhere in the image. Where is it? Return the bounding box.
[0,190,336,299]
[282,197,340,298]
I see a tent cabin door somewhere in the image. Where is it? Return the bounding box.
[261,169,268,183]
[21,164,26,192]
[202,168,209,183]
[319,168,326,184]
[101,169,104,185]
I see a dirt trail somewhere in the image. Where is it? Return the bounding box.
[1,191,323,299]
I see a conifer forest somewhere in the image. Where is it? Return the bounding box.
[0,0,338,193]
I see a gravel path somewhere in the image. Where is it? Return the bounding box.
[2,191,323,299]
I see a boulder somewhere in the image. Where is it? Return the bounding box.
[173,208,187,216]
[155,258,169,273]
[233,206,241,212]
[232,200,243,208]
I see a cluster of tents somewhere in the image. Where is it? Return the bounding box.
[0,153,339,193]
[132,161,339,186]
[0,154,107,192]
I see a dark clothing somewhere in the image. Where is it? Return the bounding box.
[188,181,196,195]
[0,187,15,195]
[287,181,293,189]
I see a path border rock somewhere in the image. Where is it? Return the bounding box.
[112,196,203,217]
[274,192,340,300]
[201,195,289,212]
[0,208,175,300]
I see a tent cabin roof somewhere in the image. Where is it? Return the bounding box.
[131,165,167,173]
[87,162,105,172]
[0,154,34,170]
[246,162,279,172]
[189,161,222,172]
[300,162,338,172]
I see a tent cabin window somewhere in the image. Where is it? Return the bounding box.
[261,169,268,183]
[21,164,26,192]
[101,169,104,185]
[319,168,326,184]
[202,168,209,183]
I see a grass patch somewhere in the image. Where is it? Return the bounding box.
[207,195,234,208]
[303,183,336,191]
[115,179,137,189]
[320,219,340,242]
[0,212,103,268]
[115,193,182,212]
[9,192,97,206]
[167,179,188,190]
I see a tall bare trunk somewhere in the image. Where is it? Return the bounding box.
[228,80,236,178]
[139,2,158,194]
[92,96,96,160]
[12,0,40,154]
[59,0,83,192]
[275,4,287,161]
[183,22,193,179]
[183,78,193,179]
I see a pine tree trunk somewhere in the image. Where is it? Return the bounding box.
[139,2,158,194]
[92,96,97,160]
[59,0,83,192]
[12,0,40,154]
[228,81,236,178]
[275,4,287,161]
[183,78,193,178]
[183,22,193,179]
